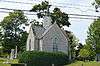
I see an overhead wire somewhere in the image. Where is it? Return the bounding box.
[69,17,96,20]
[52,2,92,7]
[0,10,97,20]
[53,5,96,12]
[0,0,99,20]
[0,7,30,12]
[0,7,99,17]
[68,13,100,18]
[0,0,33,4]
[0,0,96,12]
[0,0,92,7]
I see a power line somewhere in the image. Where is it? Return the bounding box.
[0,0,96,13]
[0,5,96,13]
[69,14,100,18]
[0,10,97,20]
[0,10,35,15]
[0,7,99,17]
[1,0,92,8]
[0,7,30,12]
[0,0,33,4]
[0,10,10,13]
[53,5,96,12]
[53,2,92,8]
[69,17,96,20]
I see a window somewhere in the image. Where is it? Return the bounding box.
[53,38,58,52]
[29,39,31,51]
[37,39,40,51]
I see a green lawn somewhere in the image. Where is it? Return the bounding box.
[0,58,100,66]
[0,58,18,66]
[0,64,10,66]
[66,61,100,66]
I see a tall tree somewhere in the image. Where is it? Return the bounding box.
[95,0,100,5]
[66,31,79,59]
[76,43,84,57]
[92,0,100,12]
[30,1,70,27]
[79,44,96,61]
[86,18,100,53]
[79,48,90,61]
[83,44,96,58]
[0,10,28,53]
[19,31,28,52]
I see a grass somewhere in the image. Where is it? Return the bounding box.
[0,58,18,66]
[0,63,10,66]
[66,61,100,66]
[0,58,100,66]
[0,58,18,63]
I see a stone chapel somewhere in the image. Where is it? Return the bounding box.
[26,15,70,55]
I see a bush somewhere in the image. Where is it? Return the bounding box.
[11,63,26,66]
[19,51,69,66]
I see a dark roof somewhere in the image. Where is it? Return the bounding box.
[32,24,45,38]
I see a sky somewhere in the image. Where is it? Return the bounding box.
[0,0,99,44]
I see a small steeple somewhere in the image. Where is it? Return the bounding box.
[43,1,52,29]
[43,16,52,29]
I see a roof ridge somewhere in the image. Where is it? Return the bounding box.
[40,23,54,39]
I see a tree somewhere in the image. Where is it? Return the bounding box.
[92,0,100,12]
[79,44,96,61]
[95,0,100,5]
[76,43,84,57]
[86,18,100,53]
[79,49,90,61]
[83,44,96,60]
[0,10,28,53]
[77,43,83,51]
[66,31,79,59]
[30,1,70,27]
[19,31,28,52]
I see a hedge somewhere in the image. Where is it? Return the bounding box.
[11,63,26,66]
[19,51,69,66]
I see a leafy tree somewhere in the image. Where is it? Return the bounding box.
[86,18,100,53]
[92,0,100,12]
[30,1,70,27]
[83,44,96,60]
[0,10,28,53]
[66,31,79,59]
[76,43,84,57]
[77,43,83,51]
[79,49,90,61]
[19,31,28,52]
[79,44,96,61]
[95,0,100,5]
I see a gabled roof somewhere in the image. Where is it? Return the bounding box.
[39,23,54,39]
[40,22,69,40]
[31,24,45,38]
[60,28,70,41]
[29,21,69,41]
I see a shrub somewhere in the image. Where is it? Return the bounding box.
[11,63,26,66]
[19,51,69,66]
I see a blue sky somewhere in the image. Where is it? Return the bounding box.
[0,0,99,44]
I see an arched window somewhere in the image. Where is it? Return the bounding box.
[29,39,31,51]
[53,38,58,52]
